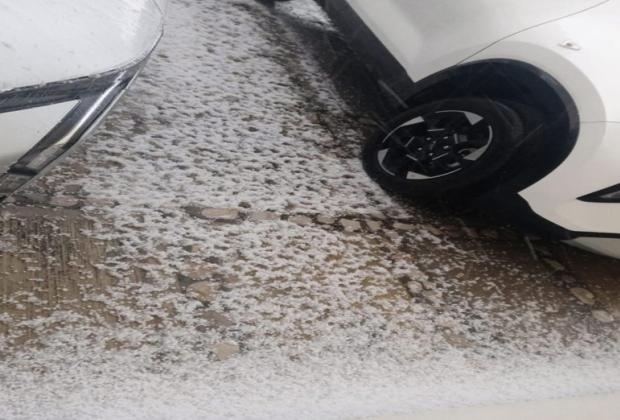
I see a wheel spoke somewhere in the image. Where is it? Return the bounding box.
[384,132,411,152]
[454,138,487,149]
[380,149,408,175]
[460,121,490,138]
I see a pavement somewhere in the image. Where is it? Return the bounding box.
[375,391,620,420]
[1,0,620,419]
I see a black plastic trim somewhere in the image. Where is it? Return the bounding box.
[317,0,417,105]
[0,66,137,114]
[579,184,620,203]
[488,192,620,240]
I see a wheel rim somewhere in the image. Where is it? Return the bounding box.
[376,109,494,180]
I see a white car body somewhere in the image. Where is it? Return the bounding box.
[0,0,166,195]
[321,0,620,258]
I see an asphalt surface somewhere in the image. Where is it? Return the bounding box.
[1,1,620,418]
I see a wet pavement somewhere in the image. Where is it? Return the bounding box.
[1,1,620,419]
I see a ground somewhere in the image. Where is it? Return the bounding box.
[1,1,620,419]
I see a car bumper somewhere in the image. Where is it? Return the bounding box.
[520,122,620,233]
[567,237,620,260]
[518,121,620,259]
[0,61,146,199]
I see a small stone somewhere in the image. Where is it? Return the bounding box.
[140,256,161,266]
[407,281,423,295]
[180,263,217,282]
[213,341,239,361]
[104,339,126,351]
[394,222,415,231]
[289,215,312,226]
[543,258,566,273]
[559,274,578,285]
[63,184,83,195]
[147,315,165,329]
[50,195,80,208]
[366,220,383,232]
[592,310,615,323]
[224,273,241,285]
[418,277,433,290]
[462,227,478,239]
[250,211,279,221]
[436,318,459,329]
[201,208,239,221]
[202,310,235,328]
[317,215,336,225]
[85,197,117,208]
[340,219,361,232]
[369,212,387,220]
[132,266,148,282]
[162,301,177,316]
[422,289,442,305]
[422,225,442,236]
[186,281,216,304]
[385,231,400,241]
[238,201,252,209]
[205,256,222,264]
[443,330,472,349]
[570,288,596,306]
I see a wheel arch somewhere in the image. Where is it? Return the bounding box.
[405,59,580,193]
[406,59,579,135]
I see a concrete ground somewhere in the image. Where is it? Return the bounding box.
[376,391,620,420]
[1,1,619,419]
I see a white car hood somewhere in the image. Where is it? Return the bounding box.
[0,0,164,93]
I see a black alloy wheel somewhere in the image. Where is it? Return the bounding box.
[363,97,525,198]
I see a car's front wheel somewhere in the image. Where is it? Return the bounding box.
[363,97,525,198]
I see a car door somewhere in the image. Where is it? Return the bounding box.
[345,0,608,81]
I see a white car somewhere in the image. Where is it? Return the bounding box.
[317,0,620,259]
[0,0,165,199]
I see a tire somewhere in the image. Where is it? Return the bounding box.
[362,97,525,198]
